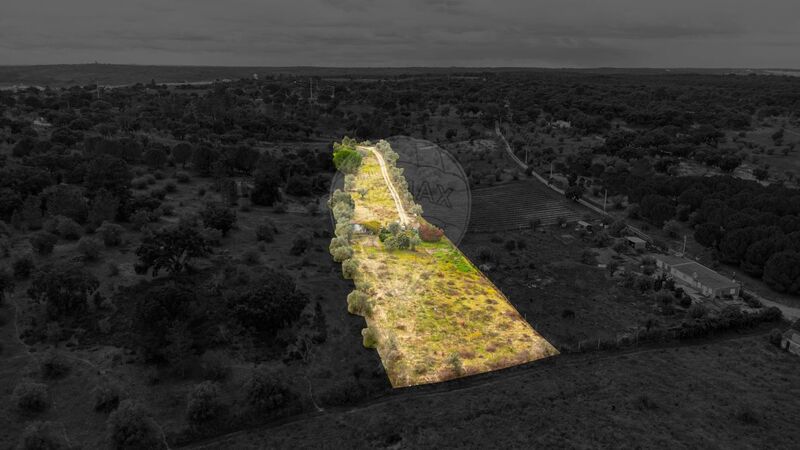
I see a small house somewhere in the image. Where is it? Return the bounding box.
[625,236,647,250]
[782,330,800,356]
[577,221,593,232]
[655,255,740,298]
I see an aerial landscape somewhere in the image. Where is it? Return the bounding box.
[1,0,800,449]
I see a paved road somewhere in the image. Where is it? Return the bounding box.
[361,145,412,227]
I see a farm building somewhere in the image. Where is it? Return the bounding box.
[782,330,800,356]
[577,220,593,232]
[625,236,647,250]
[655,255,740,298]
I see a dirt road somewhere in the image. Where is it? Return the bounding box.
[361,145,412,227]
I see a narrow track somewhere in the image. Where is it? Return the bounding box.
[361,145,411,227]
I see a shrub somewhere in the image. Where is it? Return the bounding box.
[186,381,224,426]
[272,202,287,213]
[769,328,783,346]
[97,221,124,246]
[176,171,190,183]
[418,222,444,242]
[362,327,378,348]
[504,239,516,251]
[39,350,70,379]
[12,381,49,413]
[476,246,495,264]
[54,217,82,240]
[92,383,121,413]
[290,231,311,255]
[130,209,151,231]
[78,236,103,261]
[18,421,69,450]
[244,366,290,413]
[107,400,165,449]
[255,222,277,242]
[200,202,237,236]
[342,258,358,279]
[30,231,58,255]
[200,350,231,382]
[13,255,35,279]
[331,244,353,263]
[144,175,156,185]
[580,249,598,265]
[347,290,371,316]
[131,177,148,190]
[242,250,261,265]
[164,181,177,193]
[362,220,382,235]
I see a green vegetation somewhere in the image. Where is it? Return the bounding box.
[330,138,557,387]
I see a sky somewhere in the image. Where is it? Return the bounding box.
[1,0,799,68]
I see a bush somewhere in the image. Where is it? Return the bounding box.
[97,221,124,246]
[107,400,165,449]
[78,236,103,261]
[331,245,353,263]
[418,222,444,242]
[12,381,49,413]
[769,328,783,346]
[130,209,151,231]
[580,249,598,265]
[164,181,177,193]
[200,202,237,236]
[362,327,378,348]
[18,421,69,450]
[131,177,148,190]
[54,217,82,240]
[176,171,190,183]
[93,383,122,413]
[290,231,311,256]
[200,350,231,382]
[242,250,261,265]
[186,381,224,426]
[244,366,290,413]
[342,258,358,279]
[39,350,70,379]
[347,290,371,316]
[30,231,58,255]
[13,255,35,279]
[255,222,277,242]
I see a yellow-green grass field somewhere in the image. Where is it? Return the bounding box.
[346,150,557,387]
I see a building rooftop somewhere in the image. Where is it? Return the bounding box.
[784,329,800,343]
[670,261,739,290]
[655,254,689,267]
[626,236,646,244]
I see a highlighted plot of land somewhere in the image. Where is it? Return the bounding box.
[330,139,557,387]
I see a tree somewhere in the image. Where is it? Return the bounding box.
[172,142,193,168]
[0,266,14,304]
[12,381,49,413]
[191,145,218,176]
[134,225,210,277]
[228,268,308,336]
[107,400,166,450]
[28,264,99,320]
[565,184,584,201]
[98,221,124,246]
[186,381,224,426]
[694,223,722,248]
[763,251,800,294]
[251,152,282,206]
[43,184,88,224]
[200,202,236,236]
[663,220,681,238]
[418,222,444,242]
[29,231,58,255]
[88,189,120,229]
[18,421,69,450]
[332,143,363,174]
[82,154,132,197]
[244,366,289,412]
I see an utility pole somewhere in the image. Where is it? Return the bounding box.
[682,235,687,254]
[550,162,553,180]
[603,189,608,212]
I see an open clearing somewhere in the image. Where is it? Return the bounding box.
[347,146,556,387]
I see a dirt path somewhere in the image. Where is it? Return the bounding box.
[361,145,412,227]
